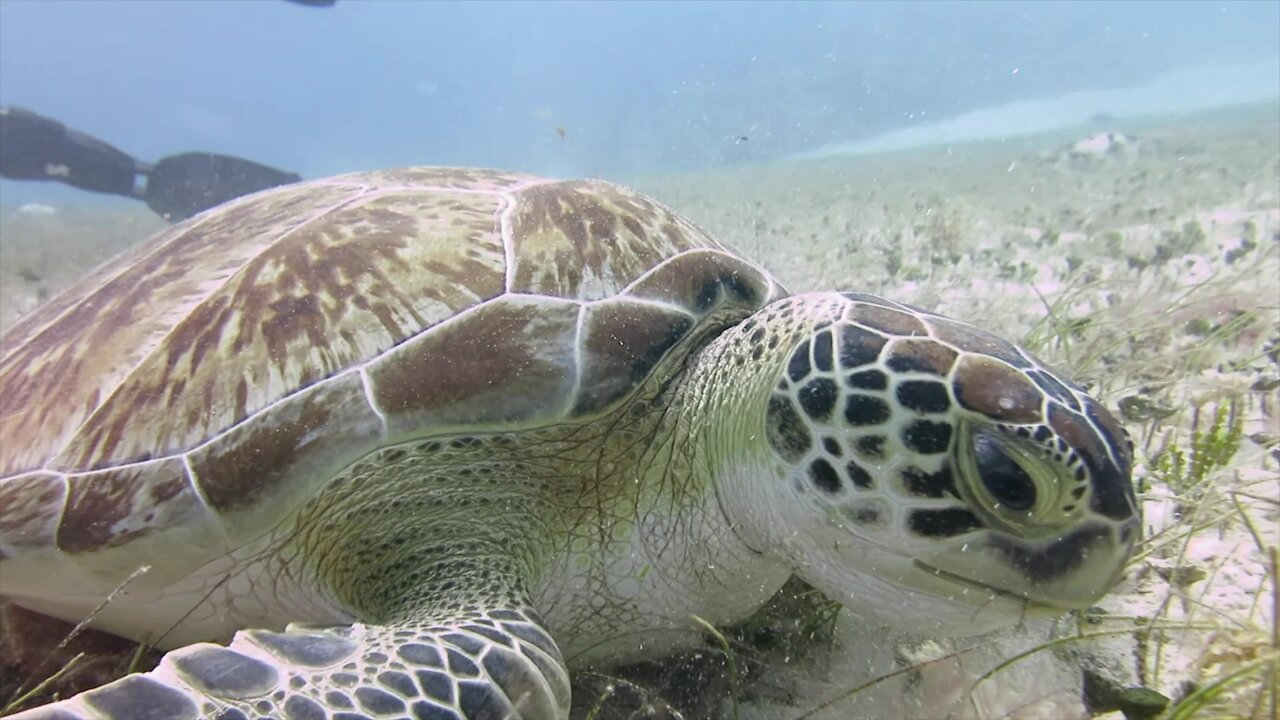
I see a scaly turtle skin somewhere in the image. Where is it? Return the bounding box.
[0,167,1139,719]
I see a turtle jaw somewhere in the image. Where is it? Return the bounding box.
[777,521,1049,636]
[718,475,1082,635]
[908,515,1140,613]
[911,560,1069,616]
[780,513,1137,635]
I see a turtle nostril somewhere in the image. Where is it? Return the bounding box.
[974,434,1037,512]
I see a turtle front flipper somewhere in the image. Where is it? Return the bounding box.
[10,606,571,720]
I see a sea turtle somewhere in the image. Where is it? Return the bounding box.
[0,167,1140,719]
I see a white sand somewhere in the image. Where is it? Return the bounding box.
[790,58,1279,160]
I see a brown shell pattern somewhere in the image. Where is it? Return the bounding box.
[0,167,782,559]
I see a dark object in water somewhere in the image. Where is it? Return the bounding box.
[139,153,303,222]
[0,105,301,222]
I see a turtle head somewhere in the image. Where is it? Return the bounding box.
[725,292,1139,634]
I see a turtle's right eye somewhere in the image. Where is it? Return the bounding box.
[973,434,1036,512]
[958,429,1068,533]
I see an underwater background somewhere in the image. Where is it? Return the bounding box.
[0,0,1277,203]
[1,2,1278,719]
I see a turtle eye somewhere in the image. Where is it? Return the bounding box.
[973,434,1037,512]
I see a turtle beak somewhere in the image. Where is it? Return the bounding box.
[917,520,1138,610]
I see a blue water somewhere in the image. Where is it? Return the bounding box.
[1,0,1276,208]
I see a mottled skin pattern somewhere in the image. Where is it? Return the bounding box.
[0,168,1139,719]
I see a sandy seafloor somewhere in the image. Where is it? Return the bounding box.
[0,101,1276,719]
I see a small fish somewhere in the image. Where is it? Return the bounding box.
[732,135,749,144]
[556,127,567,140]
